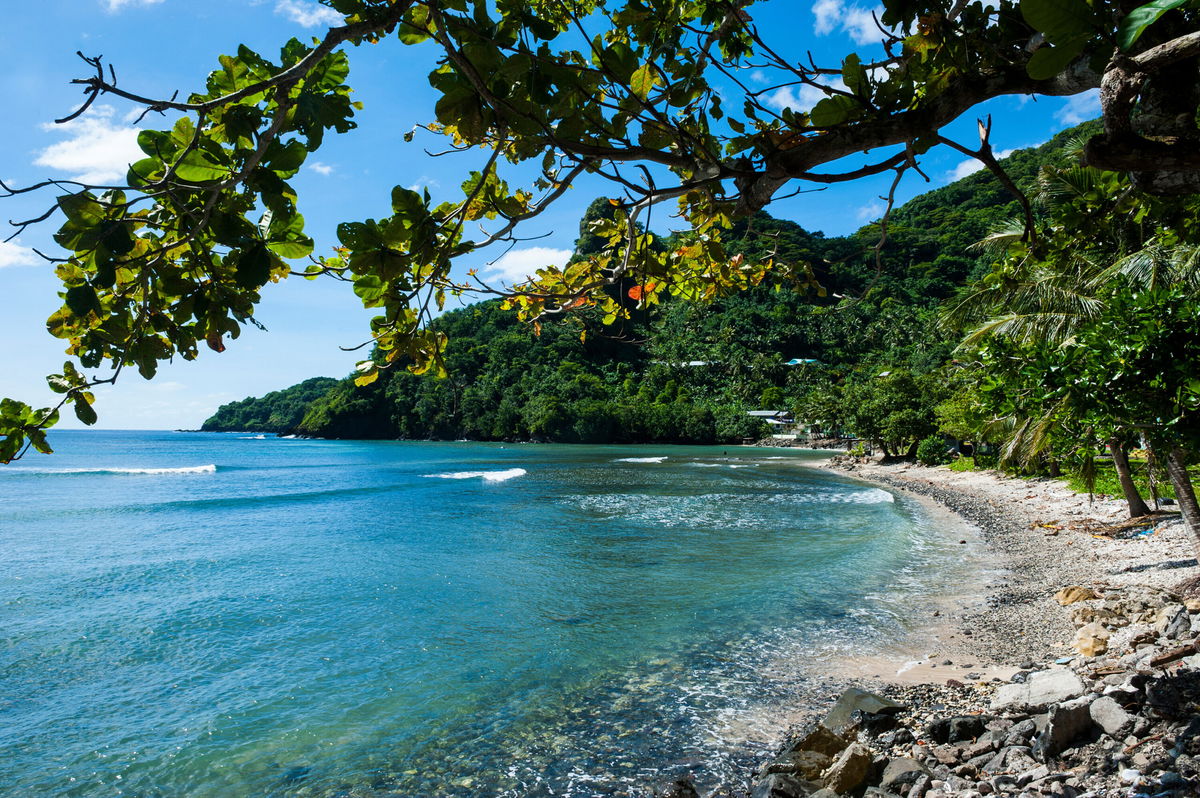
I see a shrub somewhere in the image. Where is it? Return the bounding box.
[916,434,953,466]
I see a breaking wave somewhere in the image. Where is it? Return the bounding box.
[426,468,527,483]
[8,464,218,476]
[613,456,668,463]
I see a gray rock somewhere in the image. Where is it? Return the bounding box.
[1016,765,1049,787]
[905,774,930,798]
[1089,695,1135,738]
[823,688,905,736]
[991,670,1086,712]
[751,773,818,798]
[790,725,850,758]
[881,758,932,792]
[806,791,839,798]
[1032,696,1095,761]
[823,743,872,794]
[766,750,833,780]
[1156,604,1190,639]
[655,777,700,798]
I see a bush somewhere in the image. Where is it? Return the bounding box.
[916,434,953,466]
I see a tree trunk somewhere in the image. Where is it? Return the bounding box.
[1165,446,1200,552]
[1110,439,1152,518]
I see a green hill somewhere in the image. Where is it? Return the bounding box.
[203,122,1097,442]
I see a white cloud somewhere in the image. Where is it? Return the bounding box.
[856,201,885,222]
[104,0,163,11]
[0,239,39,269]
[407,176,439,192]
[764,77,846,112]
[483,247,572,285]
[946,148,1016,181]
[1056,89,1101,126]
[308,161,334,176]
[812,0,885,45]
[33,105,143,185]
[275,0,343,27]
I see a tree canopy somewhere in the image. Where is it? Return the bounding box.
[5,0,1200,460]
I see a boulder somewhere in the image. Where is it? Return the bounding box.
[751,773,818,798]
[1032,696,1095,761]
[880,758,931,792]
[1074,621,1110,656]
[823,743,872,794]
[925,715,987,744]
[1155,604,1190,639]
[823,688,905,736]
[766,750,833,780]
[991,670,1086,711]
[1055,586,1099,606]
[655,777,700,798]
[1089,695,1135,738]
[791,725,850,758]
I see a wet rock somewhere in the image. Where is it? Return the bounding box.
[823,689,905,736]
[654,777,700,798]
[1032,696,1095,761]
[751,773,818,798]
[880,758,932,792]
[991,670,1086,712]
[766,750,833,780]
[1055,586,1099,606]
[823,743,872,794]
[1088,695,1135,738]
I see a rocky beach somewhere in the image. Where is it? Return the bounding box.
[664,459,1200,798]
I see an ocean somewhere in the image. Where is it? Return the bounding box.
[0,431,973,796]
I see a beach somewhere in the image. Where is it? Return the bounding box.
[715,458,1200,798]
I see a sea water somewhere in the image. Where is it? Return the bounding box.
[0,431,969,796]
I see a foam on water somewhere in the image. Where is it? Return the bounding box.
[5,464,218,475]
[426,467,528,482]
[614,456,668,463]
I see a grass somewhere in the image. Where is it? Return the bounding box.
[1063,459,1177,501]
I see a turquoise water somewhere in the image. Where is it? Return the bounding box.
[1,431,962,796]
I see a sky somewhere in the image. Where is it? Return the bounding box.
[0,0,1100,431]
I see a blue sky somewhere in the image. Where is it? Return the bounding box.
[0,0,1100,431]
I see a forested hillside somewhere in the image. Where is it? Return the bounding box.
[202,377,339,432]
[203,123,1096,444]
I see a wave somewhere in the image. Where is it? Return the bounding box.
[613,456,668,463]
[238,435,267,440]
[7,464,218,476]
[425,468,527,483]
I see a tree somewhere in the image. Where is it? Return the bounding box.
[6,0,1200,459]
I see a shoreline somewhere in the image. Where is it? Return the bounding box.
[685,459,1200,798]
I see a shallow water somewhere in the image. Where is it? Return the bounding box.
[1,432,969,796]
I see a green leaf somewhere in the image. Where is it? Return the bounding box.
[64,285,101,317]
[630,63,658,100]
[73,398,98,426]
[809,95,857,127]
[1020,0,1094,43]
[174,149,230,183]
[1025,35,1089,80]
[234,244,273,288]
[264,139,307,175]
[1117,0,1193,51]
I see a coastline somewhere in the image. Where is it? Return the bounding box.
[690,459,1200,798]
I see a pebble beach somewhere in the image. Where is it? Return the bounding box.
[676,458,1200,798]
